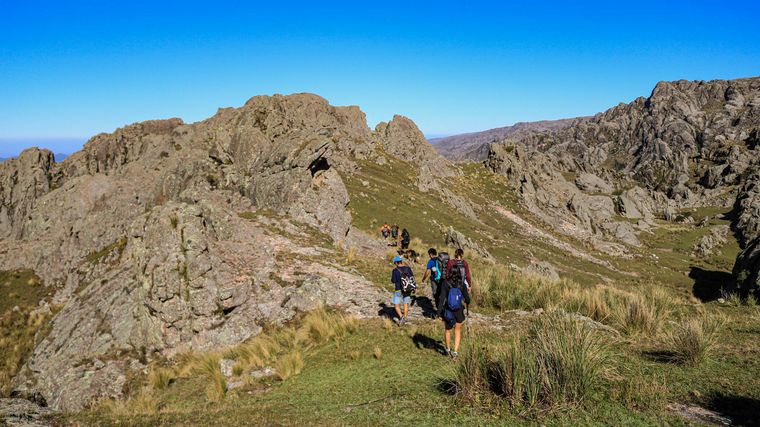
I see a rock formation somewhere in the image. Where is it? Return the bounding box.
[0,93,453,411]
[485,77,760,252]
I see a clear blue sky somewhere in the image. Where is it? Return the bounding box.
[2,1,759,157]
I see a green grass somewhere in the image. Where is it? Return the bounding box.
[85,237,128,265]
[0,270,54,395]
[64,308,760,426]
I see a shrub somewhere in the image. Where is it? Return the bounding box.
[667,314,723,366]
[454,313,610,409]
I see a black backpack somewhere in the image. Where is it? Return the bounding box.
[399,267,417,294]
[447,259,467,289]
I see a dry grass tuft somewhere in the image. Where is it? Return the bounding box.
[275,350,304,380]
[373,346,383,360]
[346,246,358,264]
[147,366,174,391]
[667,314,724,366]
[454,312,610,409]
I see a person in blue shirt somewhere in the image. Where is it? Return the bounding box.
[420,248,443,317]
[391,255,414,325]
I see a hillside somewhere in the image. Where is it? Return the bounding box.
[1,83,760,426]
[430,118,585,161]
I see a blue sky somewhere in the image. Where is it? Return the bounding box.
[2,1,759,157]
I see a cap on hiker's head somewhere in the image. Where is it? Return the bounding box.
[393,256,403,263]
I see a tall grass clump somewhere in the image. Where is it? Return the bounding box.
[147,366,174,391]
[196,354,227,401]
[453,313,611,409]
[612,285,672,336]
[473,265,563,311]
[667,314,724,366]
[98,391,162,416]
[275,350,304,380]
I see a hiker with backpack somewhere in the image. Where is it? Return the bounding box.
[391,224,399,242]
[437,248,472,358]
[381,223,391,241]
[401,228,410,250]
[391,255,417,325]
[421,248,446,318]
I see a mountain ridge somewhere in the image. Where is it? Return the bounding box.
[2,79,760,414]
[430,117,586,161]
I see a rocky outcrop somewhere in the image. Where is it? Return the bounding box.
[0,93,441,411]
[0,398,55,427]
[486,77,760,252]
[732,235,760,298]
[444,226,492,259]
[486,142,650,252]
[693,225,729,258]
[0,149,55,239]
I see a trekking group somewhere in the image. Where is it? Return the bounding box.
[390,246,472,359]
[381,223,410,250]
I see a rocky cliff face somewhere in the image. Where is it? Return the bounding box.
[485,77,760,252]
[0,93,451,410]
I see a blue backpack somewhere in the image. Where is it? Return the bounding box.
[432,259,443,282]
[447,287,464,311]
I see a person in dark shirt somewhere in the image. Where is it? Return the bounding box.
[401,228,410,250]
[445,248,472,290]
[437,248,473,357]
[421,248,443,316]
[391,255,414,325]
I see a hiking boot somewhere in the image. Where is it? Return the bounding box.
[444,348,451,357]
[451,351,459,359]
[394,317,402,325]
[400,317,407,326]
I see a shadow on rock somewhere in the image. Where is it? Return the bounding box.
[690,266,733,302]
[412,296,437,318]
[704,393,760,427]
[377,303,397,319]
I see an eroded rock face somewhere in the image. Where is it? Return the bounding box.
[444,226,492,260]
[486,77,760,251]
[732,235,760,298]
[1,93,443,411]
[0,149,54,239]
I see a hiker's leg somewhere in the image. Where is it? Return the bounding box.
[454,323,462,352]
[444,326,451,350]
[403,303,409,319]
[394,303,402,319]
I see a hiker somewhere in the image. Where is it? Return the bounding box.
[446,248,472,291]
[401,228,410,250]
[421,248,445,317]
[391,255,416,325]
[437,248,472,358]
[391,224,399,241]
[381,223,390,240]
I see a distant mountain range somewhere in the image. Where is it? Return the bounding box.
[429,117,587,161]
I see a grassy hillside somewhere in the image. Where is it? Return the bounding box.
[56,160,760,426]
[64,302,760,426]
